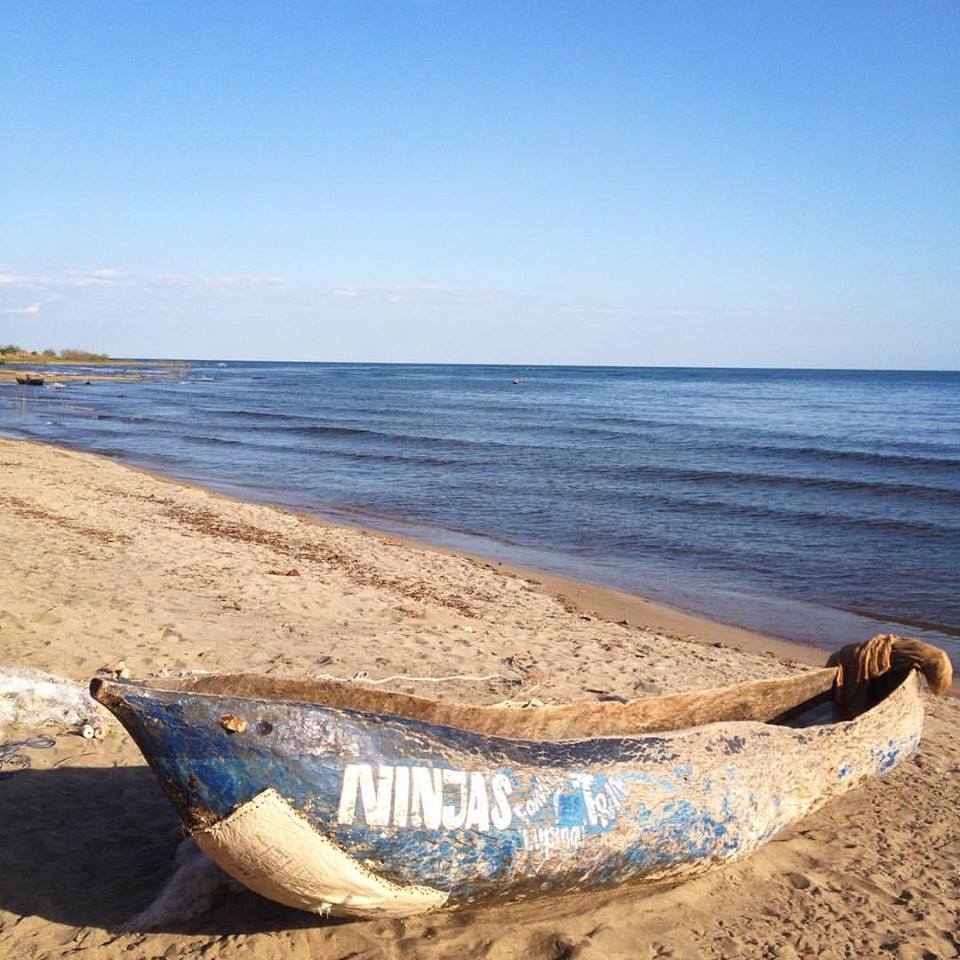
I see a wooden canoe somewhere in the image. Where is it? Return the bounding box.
[90,648,941,919]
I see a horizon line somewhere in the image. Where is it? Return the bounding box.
[86,356,960,374]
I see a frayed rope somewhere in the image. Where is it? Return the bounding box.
[311,671,509,685]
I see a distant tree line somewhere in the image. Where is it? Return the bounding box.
[0,344,110,361]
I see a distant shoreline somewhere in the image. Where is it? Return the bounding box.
[0,352,176,366]
[0,356,188,384]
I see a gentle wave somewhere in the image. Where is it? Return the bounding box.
[182,434,247,447]
[84,408,960,476]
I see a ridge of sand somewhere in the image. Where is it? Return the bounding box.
[1,437,957,960]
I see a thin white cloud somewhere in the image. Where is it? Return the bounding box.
[149,273,283,290]
[0,264,825,329]
[1,302,41,316]
[0,267,36,287]
[67,268,126,288]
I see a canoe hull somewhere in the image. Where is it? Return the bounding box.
[94,670,924,916]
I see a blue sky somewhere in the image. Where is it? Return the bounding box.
[1,1,957,366]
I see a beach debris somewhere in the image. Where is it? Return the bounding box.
[502,651,544,691]
[395,605,427,618]
[0,667,107,736]
[504,651,537,674]
[79,716,106,740]
[0,735,56,779]
[267,567,300,576]
[491,696,548,709]
[123,837,242,931]
[219,713,247,734]
[96,657,130,679]
[585,689,629,703]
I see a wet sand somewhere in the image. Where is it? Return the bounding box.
[1,436,957,960]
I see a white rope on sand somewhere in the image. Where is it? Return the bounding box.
[154,669,512,685]
[312,671,510,685]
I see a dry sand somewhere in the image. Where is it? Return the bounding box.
[0,436,957,960]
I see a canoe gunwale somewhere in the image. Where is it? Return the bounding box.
[91,664,923,744]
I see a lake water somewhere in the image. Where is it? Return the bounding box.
[4,363,959,663]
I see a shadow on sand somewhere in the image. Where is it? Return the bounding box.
[0,764,343,934]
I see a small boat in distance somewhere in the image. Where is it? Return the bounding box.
[15,374,44,386]
[512,376,521,384]
[92,635,950,919]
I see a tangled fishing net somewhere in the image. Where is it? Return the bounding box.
[0,666,102,736]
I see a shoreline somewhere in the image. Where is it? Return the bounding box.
[6,433,956,694]
[7,434,827,670]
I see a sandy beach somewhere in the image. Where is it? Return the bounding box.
[1,436,958,960]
